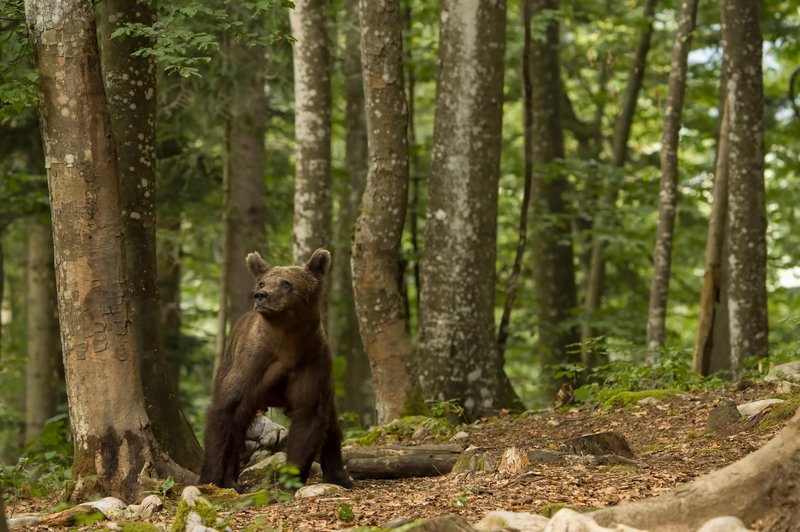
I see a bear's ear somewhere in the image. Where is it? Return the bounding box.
[306,248,331,278]
[245,252,270,278]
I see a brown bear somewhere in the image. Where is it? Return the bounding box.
[199,249,354,490]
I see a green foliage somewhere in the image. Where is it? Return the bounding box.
[336,502,354,522]
[0,0,38,122]
[569,348,726,407]
[758,392,800,432]
[349,416,457,446]
[146,475,176,497]
[0,414,72,503]
[451,490,469,509]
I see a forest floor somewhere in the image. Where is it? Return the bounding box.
[7,380,793,531]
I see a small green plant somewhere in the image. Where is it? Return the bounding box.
[426,398,465,421]
[336,502,354,522]
[146,475,175,497]
[451,490,469,509]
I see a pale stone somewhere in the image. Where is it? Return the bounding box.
[764,361,800,382]
[474,510,549,531]
[294,483,346,499]
[545,509,646,532]
[737,399,784,417]
[7,514,42,529]
[696,516,749,532]
[80,496,127,518]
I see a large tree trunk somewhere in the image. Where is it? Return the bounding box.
[156,215,182,394]
[721,0,768,368]
[592,406,800,530]
[25,0,195,501]
[98,0,202,472]
[291,0,332,263]
[581,0,658,364]
[693,102,730,375]
[645,0,699,354]
[419,0,521,420]
[217,30,268,366]
[330,0,373,423]
[352,0,419,425]
[527,0,581,399]
[24,221,60,443]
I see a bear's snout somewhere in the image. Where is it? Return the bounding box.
[254,290,270,304]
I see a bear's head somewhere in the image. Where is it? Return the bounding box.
[245,249,331,320]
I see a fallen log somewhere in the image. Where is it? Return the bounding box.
[342,444,464,479]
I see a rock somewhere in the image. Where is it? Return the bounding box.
[451,431,469,441]
[294,483,346,499]
[565,432,634,459]
[498,447,531,476]
[7,514,42,529]
[242,415,288,467]
[737,398,785,417]
[547,419,561,428]
[174,486,218,532]
[138,494,164,519]
[383,517,415,528]
[545,509,646,532]
[451,448,495,474]
[637,397,660,406]
[765,361,800,382]
[239,451,288,485]
[474,510,549,531]
[412,426,430,440]
[696,516,749,532]
[80,496,128,519]
[403,515,475,531]
[708,400,741,434]
[776,380,800,394]
[528,449,569,466]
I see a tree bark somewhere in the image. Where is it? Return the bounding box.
[592,406,800,530]
[419,0,521,420]
[25,0,195,501]
[156,215,182,394]
[527,0,581,399]
[721,0,768,369]
[343,444,464,479]
[219,32,268,329]
[582,0,658,364]
[404,1,422,322]
[331,0,373,423]
[24,221,60,443]
[98,0,203,471]
[352,0,419,425]
[645,0,699,354]
[693,102,730,375]
[291,0,332,263]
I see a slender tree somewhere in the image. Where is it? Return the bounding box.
[645,0,699,353]
[721,0,768,368]
[419,0,521,419]
[216,25,268,370]
[352,0,419,424]
[330,0,373,422]
[694,102,730,374]
[290,0,332,263]
[98,0,202,470]
[24,221,60,443]
[526,0,581,398]
[582,0,659,363]
[24,0,194,500]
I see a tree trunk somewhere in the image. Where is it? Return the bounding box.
[645,0,699,355]
[156,215,182,394]
[291,0,332,263]
[582,0,658,364]
[419,0,522,420]
[693,102,730,375]
[497,0,534,361]
[721,0,768,368]
[591,406,800,530]
[331,0,373,424]
[216,25,268,371]
[527,0,581,399]
[25,0,195,501]
[404,1,422,322]
[352,0,419,425]
[24,221,60,443]
[98,0,203,472]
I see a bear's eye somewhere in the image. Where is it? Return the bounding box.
[257,281,265,289]
[280,280,292,289]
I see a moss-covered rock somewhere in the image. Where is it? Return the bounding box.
[601,389,681,409]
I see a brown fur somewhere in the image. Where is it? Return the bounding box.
[199,249,353,490]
